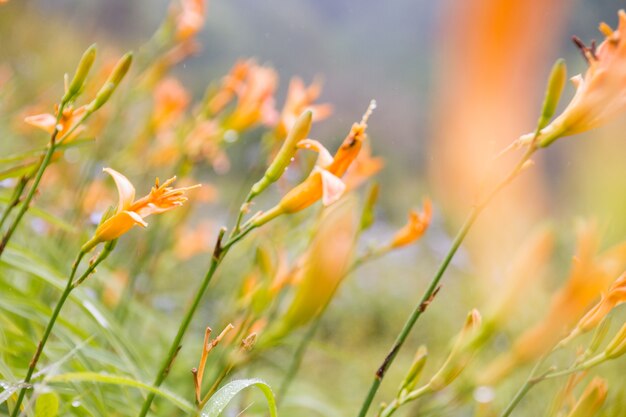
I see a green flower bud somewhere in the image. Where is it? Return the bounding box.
[250,110,313,197]
[87,52,133,112]
[64,43,97,102]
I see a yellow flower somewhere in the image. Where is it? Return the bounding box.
[25,105,87,141]
[527,11,626,147]
[389,198,432,248]
[82,168,199,252]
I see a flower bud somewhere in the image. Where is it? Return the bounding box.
[537,59,567,132]
[360,183,379,231]
[64,44,97,102]
[428,309,482,390]
[605,321,626,359]
[400,346,428,393]
[87,52,133,112]
[250,110,312,197]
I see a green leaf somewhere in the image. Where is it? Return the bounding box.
[46,372,195,413]
[35,391,59,417]
[200,378,278,417]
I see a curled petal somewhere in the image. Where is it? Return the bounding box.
[297,139,334,167]
[103,168,136,211]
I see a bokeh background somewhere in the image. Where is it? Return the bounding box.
[1,0,626,416]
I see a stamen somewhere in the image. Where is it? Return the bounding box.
[360,99,377,125]
[599,22,614,38]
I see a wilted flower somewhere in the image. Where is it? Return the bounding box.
[274,77,333,139]
[25,105,87,141]
[525,11,626,147]
[389,198,433,249]
[82,168,199,252]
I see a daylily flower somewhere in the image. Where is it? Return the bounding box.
[25,105,87,141]
[251,102,376,228]
[274,77,333,139]
[82,168,199,252]
[223,61,278,131]
[175,0,206,41]
[389,198,433,248]
[482,222,626,383]
[571,272,626,336]
[524,10,626,147]
[152,77,190,131]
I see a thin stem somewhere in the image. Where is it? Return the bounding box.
[276,315,323,408]
[10,250,85,417]
[356,146,536,417]
[0,176,30,231]
[0,101,68,259]
[137,231,227,417]
[499,357,551,417]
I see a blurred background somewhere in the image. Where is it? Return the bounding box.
[1,0,626,416]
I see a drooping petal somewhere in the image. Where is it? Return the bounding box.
[297,139,334,167]
[103,168,136,211]
[318,168,346,206]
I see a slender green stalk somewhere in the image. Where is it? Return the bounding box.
[137,230,226,417]
[0,103,65,259]
[10,250,84,417]
[0,176,30,231]
[356,146,536,417]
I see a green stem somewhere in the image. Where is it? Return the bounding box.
[356,146,536,417]
[499,357,550,417]
[0,176,30,231]
[0,101,68,259]
[10,250,85,417]
[137,230,228,417]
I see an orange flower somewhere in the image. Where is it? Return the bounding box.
[389,198,433,248]
[571,272,626,335]
[342,140,384,191]
[152,77,190,131]
[566,378,608,417]
[175,0,206,41]
[82,168,199,252]
[526,11,626,147]
[275,77,333,139]
[25,105,87,141]
[221,60,278,131]
[482,222,626,384]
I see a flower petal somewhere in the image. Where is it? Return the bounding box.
[297,139,334,167]
[94,210,147,242]
[318,168,346,206]
[24,113,56,133]
[103,168,136,211]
